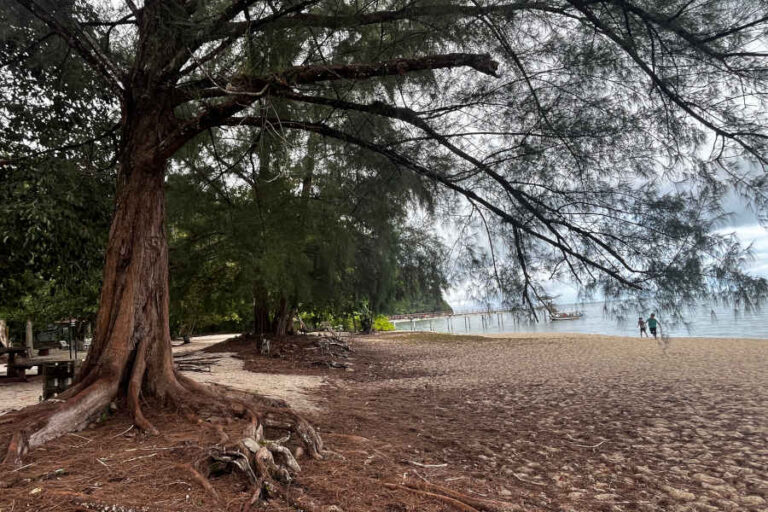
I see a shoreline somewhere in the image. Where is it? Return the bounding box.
[478,331,768,341]
[393,329,768,341]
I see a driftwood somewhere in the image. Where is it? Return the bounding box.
[173,355,221,373]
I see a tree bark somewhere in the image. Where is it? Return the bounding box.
[14,96,191,448]
[273,296,290,338]
[253,281,270,352]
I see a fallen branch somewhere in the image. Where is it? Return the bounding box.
[407,460,448,468]
[67,432,92,443]
[564,434,607,449]
[571,440,606,449]
[11,462,35,472]
[510,472,545,487]
[123,452,157,463]
[111,424,134,438]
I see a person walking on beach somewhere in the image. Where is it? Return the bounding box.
[638,317,648,337]
[647,313,660,338]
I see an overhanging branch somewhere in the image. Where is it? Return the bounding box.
[275,90,641,274]
[206,1,575,41]
[177,52,500,102]
[221,116,643,289]
[167,52,500,153]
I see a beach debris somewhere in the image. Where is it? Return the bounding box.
[173,355,221,373]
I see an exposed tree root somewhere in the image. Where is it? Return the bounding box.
[1,368,325,508]
[382,478,521,512]
[405,479,520,512]
[1,431,26,466]
[177,462,220,500]
[385,483,482,512]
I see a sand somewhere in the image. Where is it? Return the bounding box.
[315,331,768,511]
[1,331,766,511]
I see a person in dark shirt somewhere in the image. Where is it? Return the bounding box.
[638,317,648,337]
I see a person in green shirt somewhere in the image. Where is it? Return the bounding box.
[647,313,660,338]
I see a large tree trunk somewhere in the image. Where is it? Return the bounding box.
[28,149,176,446]
[2,4,324,491]
[9,96,193,449]
[3,108,323,470]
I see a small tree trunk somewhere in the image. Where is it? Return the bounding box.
[361,315,373,334]
[285,307,297,336]
[0,319,7,347]
[253,281,270,352]
[273,297,289,338]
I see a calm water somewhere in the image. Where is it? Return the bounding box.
[394,301,768,339]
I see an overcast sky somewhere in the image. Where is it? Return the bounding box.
[444,191,768,309]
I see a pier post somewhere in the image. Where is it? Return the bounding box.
[26,319,34,353]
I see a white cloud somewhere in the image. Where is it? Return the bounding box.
[716,223,768,277]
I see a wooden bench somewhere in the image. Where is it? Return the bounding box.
[0,347,31,380]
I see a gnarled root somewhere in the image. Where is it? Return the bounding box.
[1,369,324,472]
[191,412,320,507]
[1,378,116,467]
[1,364,324,511]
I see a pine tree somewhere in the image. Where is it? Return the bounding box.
[2,0,767,489]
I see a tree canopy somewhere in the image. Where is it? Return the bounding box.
[4,0,767,313]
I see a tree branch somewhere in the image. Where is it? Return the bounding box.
[207,2,574,41]
[609,0,768,60]
[176,52,499,103]
[167,52,500,153]
[13,0,125,93]
[275,90,640,274]
[566,0,768,166]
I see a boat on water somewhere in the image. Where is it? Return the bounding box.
[550,311,584,321]
[543,299,584,321]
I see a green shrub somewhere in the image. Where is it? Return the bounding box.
[372,315,395,332]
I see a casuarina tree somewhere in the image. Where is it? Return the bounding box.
[2,0,768,491]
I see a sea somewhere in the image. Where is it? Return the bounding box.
[393,301,768,339]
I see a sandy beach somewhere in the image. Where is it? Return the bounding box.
[305,331,768,511]
[1,331,766,511]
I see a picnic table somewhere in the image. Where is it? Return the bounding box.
[0,346,31,380]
